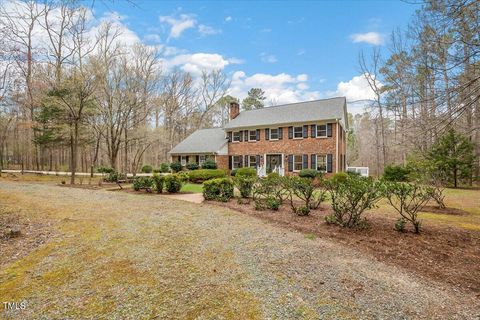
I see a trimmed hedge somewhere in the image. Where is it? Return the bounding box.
[186,163,199,170]
[299,169,320,179]
[164,174,183,193]
[133,176,154,191]
[170,162,182,173]
[141,164,153,173]
[235,167,257,177]
[188,169,226,183]
[203,178,234,202]
[152,174,165,193]
[201,159,217,169]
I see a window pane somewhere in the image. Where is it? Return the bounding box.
[294,155,303,171]
[317,125,327,137]
[249,155,257,167]
[249,130,257,141]
[316,155,326,171]
[270,128,279,139]
[294,126,303,138]
[233,132,241,141]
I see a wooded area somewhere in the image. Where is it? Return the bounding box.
[348,0,479,179]
[0,0,478,183]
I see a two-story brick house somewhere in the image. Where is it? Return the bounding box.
[169,97,348,176]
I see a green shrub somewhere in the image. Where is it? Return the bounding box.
[383,165,410,182]
[299,169,320,179]
[331,172,348,184]
[267,172,280,180]
[382,182,433,233]
[152,174,165,193]
[105,171,126,183]
[266,198,280,210]
[170,162,182,173]
[141,164,153,173]
[234,176,256,198]
[188,169,226,183]
[97,166,114,174]
[252,176,288,204]
[203,178,234,202]
[296,205,310,216]
[282,176,317,215]
[164,174,183,193]
[394,218,407,233]
[201,159,217,169]
[235,167,257,177]
[133,176,154,192]
[186,162,199,170]
[177,171,189,183]
[325,175,383,228]
[230,169,237,176]
[160,163,170,173]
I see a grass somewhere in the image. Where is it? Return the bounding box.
[181,183,203,193]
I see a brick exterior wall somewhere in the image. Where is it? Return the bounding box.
[215,155,229,170]
[227,123,345,176]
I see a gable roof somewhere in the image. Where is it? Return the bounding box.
[224,97,348,130]
[169,128,227,155]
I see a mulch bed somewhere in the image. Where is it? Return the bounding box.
[210,199,480,296]
[421,205,469,215]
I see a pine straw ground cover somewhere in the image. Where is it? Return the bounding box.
[0,181,479,319]
[212,188,480,296]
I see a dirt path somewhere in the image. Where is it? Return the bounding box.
[0,182,478,319]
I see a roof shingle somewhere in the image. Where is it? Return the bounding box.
[169,128,227,154]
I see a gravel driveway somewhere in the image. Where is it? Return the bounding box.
[0,181,479,319]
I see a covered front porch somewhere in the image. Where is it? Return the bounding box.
[256,154,285,177]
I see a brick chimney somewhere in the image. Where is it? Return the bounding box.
[229,101,240,120]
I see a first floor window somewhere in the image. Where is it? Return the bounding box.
[233,155,243,169]
[316,154,327,172]
[293,126,303,138]
[181,156,187,166]
[316,124,327,137]
[233,131,241,142]
[270,128,279,140]
[294,155,303,171]
[199,155,206,165]
[249,130,257,141]
[248,155,257,167]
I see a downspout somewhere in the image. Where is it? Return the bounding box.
[336,119,339,173]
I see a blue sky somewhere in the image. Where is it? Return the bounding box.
[91,0,419,110]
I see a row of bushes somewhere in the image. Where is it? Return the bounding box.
[133,174,184,193]
[206,172,439,234]
[96,159,218,176]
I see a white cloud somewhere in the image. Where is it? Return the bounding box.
[229,71,320,105]
[144,34,161,43]
[161,53,240,75]
[260,52,277,63]
[350,32,384,45]
[160,14,196,40]
[225,16,232,22]
[198,24,221,36]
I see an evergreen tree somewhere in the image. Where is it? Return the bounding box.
[427,129,475,188]
[241,88,266,110]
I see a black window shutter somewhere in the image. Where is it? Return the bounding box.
[327,123,333,137]
[303,125,308,138]
[196,155,199,163]
[288,155,293,172]
[256,129,260,141]
[229,156,232,170]
[227,132,232,142]
[265,128,270,140]
[311,154,316,169]
[256,155,260,168]
[278,127,283,140]
[244,130,249,141]
[186,156,189,163]
[244,155,249,166]
[239,131,243,142]
[288,126,293,139]
[311,125,316,138]
[302,154,308,170]
[327,154,333,173]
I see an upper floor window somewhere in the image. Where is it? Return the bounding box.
[293,126,303,139]
[233,131,241,142]
[316,124,327,138]
[249,130,257,141]
[270,128,279,140]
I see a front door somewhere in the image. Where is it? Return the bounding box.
[266,154,282,173]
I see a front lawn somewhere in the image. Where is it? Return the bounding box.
[180,183,203,193]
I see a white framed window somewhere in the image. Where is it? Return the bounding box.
[233,131,241,142]
[293,155,303,171]
[248,155,257,167]
[199,155,206,166]
[316,124,327,138]
[232,155,243,169]
[180,156,187,166]
[249,130,257,141]
[316,154,327,172]
[270,128,279,140]
[293,126,303,139]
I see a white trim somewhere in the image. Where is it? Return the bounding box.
[248,130,257,142]
[315,124,328,138]
[232,131,241,142]
[293,126,303,139]
[269,128,280,140]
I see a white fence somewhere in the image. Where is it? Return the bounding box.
[0,169,154,177]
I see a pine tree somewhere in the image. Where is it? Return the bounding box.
[241,88,266,110]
